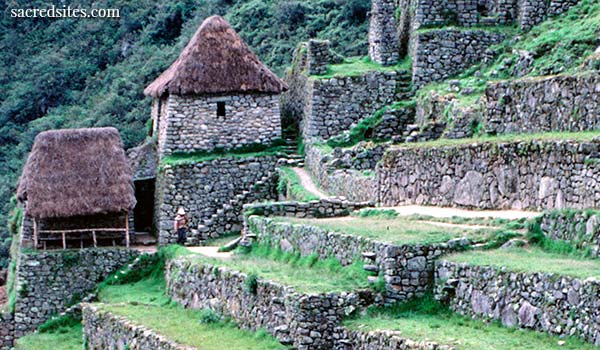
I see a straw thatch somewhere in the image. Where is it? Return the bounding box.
[144,15,288,98]
[17,127,136,219]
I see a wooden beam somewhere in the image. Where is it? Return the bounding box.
[33,219,38,249]
[125,211,130,248]
[37,228,127,234]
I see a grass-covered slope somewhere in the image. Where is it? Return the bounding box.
[419,0,600,104]
[345,297,592,350]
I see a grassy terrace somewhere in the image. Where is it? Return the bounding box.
[311,56,411,79]
[99,303,286,350]
[445,247,600,280]
[392,131,600,149]
[345,298,591,350]
[184,244,372,294]
[274,215,504,246]
[15,325,82,350]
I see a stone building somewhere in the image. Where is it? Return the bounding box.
[144,15,288,157]
[17,127,136,250]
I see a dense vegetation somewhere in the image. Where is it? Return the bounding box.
[0,0,371,268]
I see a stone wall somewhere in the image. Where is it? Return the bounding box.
[306,145,378,202]
[302,71,408,140]
[13,248,138,337]
[378,139,600,210]
[243,198,372,220]
[413,0,517,28]
[435,260,600,345]
[485,73,600,134]
[156,93,282,156]
[519,0,580,30]
[307,40,331,76]
[166,258,362,350]
[416,91,480,140]
[369,0,399,65]
[0,312,14,350]
[334,328,450,350]
[410,29,506,88]
[155,155,278,245]
[540,210,600,257]
[83,304,190,350]
[247,216,471,304]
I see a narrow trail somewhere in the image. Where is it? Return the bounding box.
[292,167,329,199]
[385,205,540,220]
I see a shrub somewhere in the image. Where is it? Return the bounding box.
[244,273,259,295]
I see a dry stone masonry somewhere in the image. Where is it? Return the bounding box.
[436,260,600,345]
[540,210,600,257]
[154,94,282,157]
[334,328,452,350]
[13,248,138,337]
[306,145,378,202]
[247,216,472,304]
[155,155,279,245]
[369,0,399,65]
[83,304,192,350]
[302,71,409,140]
[307,40,331,76]
[485,73,600,134]
[378,139,600,210]
[166,258,363,350]
[410,29,506,88]
[244,198,372,219]
[0,312,14,350]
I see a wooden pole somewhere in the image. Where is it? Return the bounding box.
[62,232,66,250]
[33,219,38,249]
[125,211,130,248]
[92,230,97,248]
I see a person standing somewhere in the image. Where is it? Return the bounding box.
[174,207,189,245]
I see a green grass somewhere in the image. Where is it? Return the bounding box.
[445,247,600,279]
[160,141,288,167]
[393,131,600,149]
[277,167,321,202]
[345,296,591,350]
[276,216,499,246]
[418,0,600,106]
[94,246,286,350]
[100,303,286,350]
[184,243,372,294]
[326,100,416,148]
[14,324,82,350]
[312,56,411,79]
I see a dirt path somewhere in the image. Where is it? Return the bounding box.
[187,246,232,259]
[292,167,329,199]
[385,205,540,220]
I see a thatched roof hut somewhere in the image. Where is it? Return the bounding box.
[17,127,136,219]
[144,15,288,98]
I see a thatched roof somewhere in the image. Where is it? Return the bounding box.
[17,127,136,219]
[144,15,288,98]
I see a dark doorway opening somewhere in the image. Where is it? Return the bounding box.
[134,178,155,233]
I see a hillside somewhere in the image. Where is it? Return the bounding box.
[0,0,370,268]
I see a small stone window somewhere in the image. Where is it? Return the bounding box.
[217,101,226,117]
